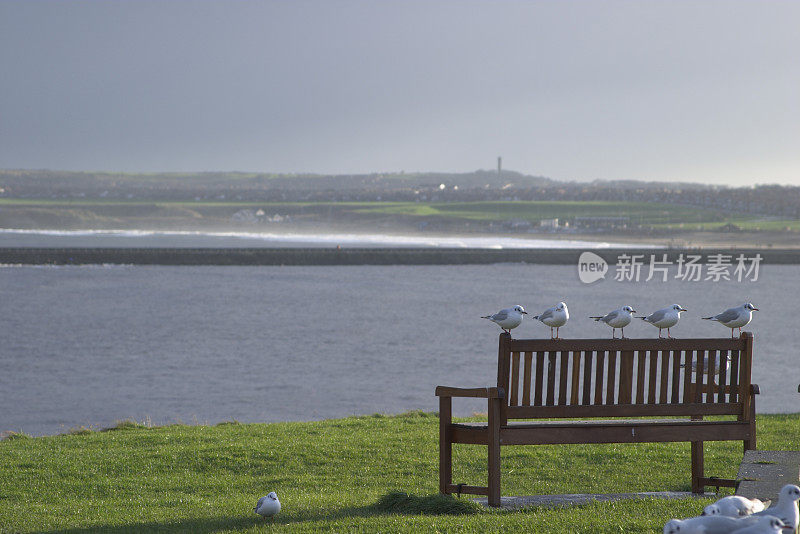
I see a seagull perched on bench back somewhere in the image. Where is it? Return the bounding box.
[703,302,759,338]
[590,305,635,339]
[482,305,526,334]
[533,302,569,340]
[640,304,686,339]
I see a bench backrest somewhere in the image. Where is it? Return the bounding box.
[496,333,754,422]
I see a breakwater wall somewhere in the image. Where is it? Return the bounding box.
[2,247,800,265]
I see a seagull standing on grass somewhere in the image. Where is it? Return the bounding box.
[753,484,800,533]
[590,306,635,339]
[640,304,687,339]
[533,302,569,340]
[482,305,527,333]
[703,303,759,338]
[254,492,281,521]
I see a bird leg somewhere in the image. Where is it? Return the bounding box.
[731,328,735,339]
[611,328,617,339]
[621,327,627,339]
[555,327,561,340]
[658,328,664,339]
[667,328,675,339]
[550,327,554,339]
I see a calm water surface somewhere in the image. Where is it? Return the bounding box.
[2,263,798,435]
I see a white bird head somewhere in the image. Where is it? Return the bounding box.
[703,503,721,516]
[744,302,759,312]
[622,305,636,313]
[557,302,567,311]
[672,304,688,313]
[663,519,684,534]
[268,491,278,501]
[780,484,800,501]
[513,305,527,314]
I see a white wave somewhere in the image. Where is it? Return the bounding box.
[0,228,659,249]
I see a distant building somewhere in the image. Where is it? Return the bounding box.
[540,218,559,229]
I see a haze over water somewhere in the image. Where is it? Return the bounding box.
[1,262,796,436]
[0,229,654,249]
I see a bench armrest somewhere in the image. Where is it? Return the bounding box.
[435,386,505,399]
[751,384,760,395]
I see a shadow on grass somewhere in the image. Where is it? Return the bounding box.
[38,492,479,533]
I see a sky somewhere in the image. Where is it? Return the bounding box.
[1,0,799,186]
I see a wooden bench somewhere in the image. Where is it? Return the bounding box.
[436,332,758,507]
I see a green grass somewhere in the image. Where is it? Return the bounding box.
[1,413,797,533]
[1,198,798,231]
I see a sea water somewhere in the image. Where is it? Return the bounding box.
[1,262,798,436]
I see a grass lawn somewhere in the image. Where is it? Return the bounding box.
[1,413,798,533]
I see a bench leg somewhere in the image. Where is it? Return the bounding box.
[487,396,501,507]
[439,396,452,495]
[744,392,756,452]
[691,441,704,494]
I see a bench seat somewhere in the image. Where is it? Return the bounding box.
[450,418,752,445]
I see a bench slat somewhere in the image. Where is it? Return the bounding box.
[635,351,646,404]
[648,350,658,404]
[534,351,544,406]
[659,350,669,403]
[729,350,740,403]
[570,352,581,405]
[558,351,569,406]
[594,351,605,404]
[706,350,717,404]
[522,352,533,406]
[717,350,728,404]
[606,351,617,405]
[581,351,593,405]
[546,352,557,405]
[694,350,706,403]
[671,350,681,403]
[510,352,520,406]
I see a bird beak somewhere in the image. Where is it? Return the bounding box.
[680,308,688,312]
[521,311,528,314]
[752,307,759,311]
[631,309,636,313]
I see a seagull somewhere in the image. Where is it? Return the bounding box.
[703,302,759,338]
[533,302,569,339]
[482,305,527,333]
[753,484,800,533]
[640,304,687,339]
[704,495,769,517]
[664,515,764,534]
[590,306,636,339]
[729,516,787,534]
[254,491,281,521]
[682,352,732,376]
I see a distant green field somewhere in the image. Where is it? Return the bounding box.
[1,198,797,231]
[352,201,727,225]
